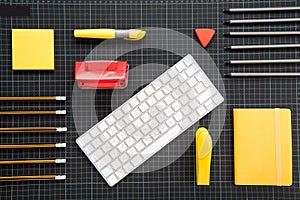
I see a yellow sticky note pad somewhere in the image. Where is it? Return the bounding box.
[12,29,54,70]
[233,108,292,186]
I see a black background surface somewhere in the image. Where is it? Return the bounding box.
[0,0,299,199]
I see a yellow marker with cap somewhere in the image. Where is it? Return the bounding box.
[196,127,212,185]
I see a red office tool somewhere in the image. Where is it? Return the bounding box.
[75,61,129,89]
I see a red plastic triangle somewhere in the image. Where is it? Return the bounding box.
[195,29,215,48]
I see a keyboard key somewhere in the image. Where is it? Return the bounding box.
[149,106,159,117]
[107,174,118,186]
[121,103,131,113]
[109,148,120,159]
[123,162,134,173]
[185,66,197,77]
[153,81,162,90]
[102,142,113,153]
[141,113,151,123]
[162,87,171,95]
[79,133,92,146]
[98,121,108,132]
[145,85,155,96]
[107,126,118,136]
[135,141,145,151]
[131,108,141,118]
[197,90,211,104]
[102,166,113,177]
[160,73,170,84]
[133,119,143,129]
[115,119,126,130]
[114,109,124,119]
[84,144,94,154]
[177,73,188,83]
[90,128,100,138]
[117,142,128,152]
[189,100,200,110]
[127,147,138,156]
[194,83,205,94]
[157,113,167,123]
[98,154,112,165]
[164,107,174,117]
[158,124,168,133]
[117,131,127,141]
[174,111,183,121]
[189,111,199,122]
[170,79,180,89]
[109,136,120,146]
[187,77,197,87]
[129,98,139,108]
[183,57,193,66]
[164,95,174,105]
[182,105,192,115]
[171,101,181,111]
[187,89,197,99]
[139,102,149,112]
[143,136,153,145]
[148,118,159,129]
[131,155,143,167]
[205,99,215,110]
[154,90,164,101]
[132,131,143,140]
[92,138,101,148]
[179,95,189,105]
[91,149,104,161]
[147,96,157,106]
[179,118,191,129]
[100,132,110,142]
[125,124,135,135]
[176,62,186,72]
[125,137,136,147]
[106,115,116,126]
[141,124,151,135]
[137,91,147,102]
[119,153,129,163]
[166,118,176,127]
[111,159,122,169]
[168,69,177,78]
[156,101,167,110]
[115,170,126,178]
[197,106,207,116]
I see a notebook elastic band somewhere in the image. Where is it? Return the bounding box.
[274,108,282,185]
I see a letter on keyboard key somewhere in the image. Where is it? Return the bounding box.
[141,125,181,158]
[115,169,126,179]
[147,96,157,106]
[115,119,126,130]
[139,102,149,112]
[141,113,151,123]
[109,149,120,159]
[154,91,164,101]
[119,153,130,163]
[91,149,104,162]
[117,142,128,152]
[133,119,143,129]
[107,126,118,136]
[125,124,135,135]
[109,136,120,146]
[101,166,113,177]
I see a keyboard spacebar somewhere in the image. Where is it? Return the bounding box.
[141,125,181,159]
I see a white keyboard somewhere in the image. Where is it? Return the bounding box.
[76,54,224,186]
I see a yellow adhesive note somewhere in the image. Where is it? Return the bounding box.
[12,29,54,70]
[233,108,292,186]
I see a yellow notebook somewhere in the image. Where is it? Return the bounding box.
[233,108,292,186]
[12,29,54,70]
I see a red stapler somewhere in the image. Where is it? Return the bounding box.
[75,61,129,89]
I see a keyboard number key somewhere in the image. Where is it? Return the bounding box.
[137,91,147,102]
[98,121,108,132]
[154,90,164,101]
[129,98,139,108]
[115,119,126,130]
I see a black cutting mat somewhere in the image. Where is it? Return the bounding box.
[0,0,300,199]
